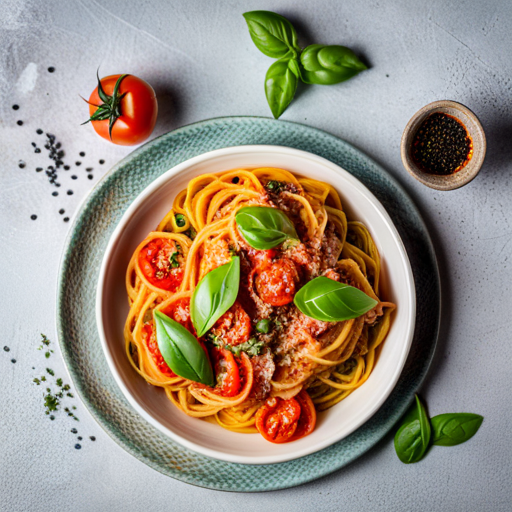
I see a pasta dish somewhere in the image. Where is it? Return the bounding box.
[124,167,395,443]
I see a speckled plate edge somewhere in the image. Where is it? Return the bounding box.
[57,116,440,492]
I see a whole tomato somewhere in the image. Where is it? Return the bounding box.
[86,73,158,145]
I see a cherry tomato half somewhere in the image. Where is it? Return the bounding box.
[88,74,157,145]
[138,238,183,291]
[142,323,176,378]
[162,298,194,334]
[212,347,241,397]
[255,257,297,306]
[255,395,301,443]
[290,390,317,441]
[211,301,251,346]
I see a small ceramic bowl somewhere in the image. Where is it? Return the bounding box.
[401,100,486,191]
[96,145,416,464]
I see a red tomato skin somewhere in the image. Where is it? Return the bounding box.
[138,239,183,292]
[163,298,194,334]
[142,323,176,377]
[88,74,158,146]
[255,258,297,306]
[290,390,317,441]
[212,347,241,397]
[255,396,302,443]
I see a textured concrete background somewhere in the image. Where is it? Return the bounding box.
[1,0,511,510]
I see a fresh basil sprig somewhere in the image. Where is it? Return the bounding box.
[394,394,431,464]
[300,44,367,85]
[243,11,367,118]
[394,396,484,464]
[191,257,240,337]
[235,206,299,250]
[154,311,214,385]
[293,276,377,322]
[431,413,483,446]
[209,334,264,358]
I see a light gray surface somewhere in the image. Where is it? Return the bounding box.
[0,0,511,510]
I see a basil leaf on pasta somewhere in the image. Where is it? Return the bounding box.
[235,206,299,250]
[154,311,214,386]
[431,413,483,446]
[191,257,240,337]
[293,276,377,322]
[394,394,431,464]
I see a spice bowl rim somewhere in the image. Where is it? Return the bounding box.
[400,100,486,191]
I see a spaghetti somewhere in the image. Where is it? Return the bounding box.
[124,168,395,442]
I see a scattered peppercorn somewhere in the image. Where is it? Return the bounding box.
[63,217,69,222]
[19,161,26,169]
[67,190,73,195]
[79,152,85,157]
[11,359,16,364]
[75,161,81,166]
[99,159,105,164]
[71,428,78,434]
[17,120,23,126]
[48,67,55,73]
[71,175,77,180]
[77,436,83,441]
[87,175,93,180]
[3,346,10,352]
[52,191,58,196]
[59,209,65,214]
[12,104,19,110]
[36,128,43,134]
[75,444,81,450]
[31,214,37,220]
[90,436,96,441]
[36,167,43,172]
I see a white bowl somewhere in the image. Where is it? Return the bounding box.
[96,145,415,464]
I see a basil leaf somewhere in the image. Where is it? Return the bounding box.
[154,311,214,386]
[264,58,299,119]
[431,413,483,446]
[243,10,300,59]
[235,206,298,249]
[293,276,378,322]
[394,394,431,464]
[191,257,240,337]
[300,45,367,85]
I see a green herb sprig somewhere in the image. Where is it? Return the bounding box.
[243,11,367,118]
[394,394,483,464]
[209,334,264,358]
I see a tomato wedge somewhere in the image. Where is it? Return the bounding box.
[255,396,301,443]
[212,347,241,397]
[142,323,176,378]
[255,390,316,443]
[138,238,183,291]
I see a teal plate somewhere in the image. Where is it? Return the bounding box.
[57,117,440,492]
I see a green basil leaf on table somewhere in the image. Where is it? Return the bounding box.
[300,44,367,85]
[243,10,300,59]
[394,394,431,464]
[293,276,378,322]
[235,206,299,249]
[154,311,214,386]
[265,58,299,119]
[431,413,483,446]
[191,257,240,337]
